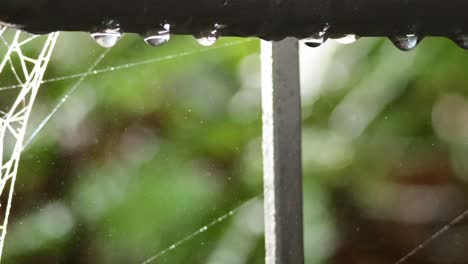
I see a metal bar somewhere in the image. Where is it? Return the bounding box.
[261,38,304,264]
[2,0,468,39]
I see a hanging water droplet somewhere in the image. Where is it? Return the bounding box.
[144,24,171,47]
[304,24,330,48]
[453,34,468,49]
[304,36,325,48]
[196,24,223,46]
[390,34,418,51]
[196,31,218,46]
[91,21,122,48]
[333,34,358,45]
[91,31,122,48]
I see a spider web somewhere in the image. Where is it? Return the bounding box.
[0,28,464,263]
[0,28,59,260]
[0,35,254,263]
[0,30,463,263]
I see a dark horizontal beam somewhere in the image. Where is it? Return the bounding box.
[2,0,468,40]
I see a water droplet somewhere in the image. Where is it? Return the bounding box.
[196,24,223,46]
[390,34,418,51]
[196,32,218,46]
[200,226,208,232]
[169,245,176,250]
[333,34,358,45]
[304,37,325,48]
[453,34,468,49]
[144,24,171,47]
[91,31,122,48]
[91,21,122,48]
[304,24,330,48]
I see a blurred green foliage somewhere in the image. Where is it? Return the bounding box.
[4,33,265,264]
[3,31,468,264]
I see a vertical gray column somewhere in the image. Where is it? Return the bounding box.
[261,38,304,264]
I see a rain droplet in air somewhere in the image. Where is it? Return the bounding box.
[196,23,223,46]
[144,24,171,47]
[91,21,122,48]
[334,34,358,44]
[453,34,468,49]
[304,24,330,48]
[390,34,418,51]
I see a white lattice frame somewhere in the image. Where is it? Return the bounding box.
[0,29,59,259]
